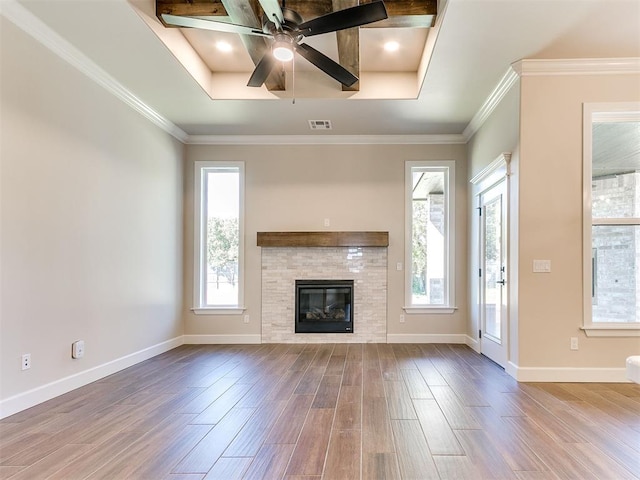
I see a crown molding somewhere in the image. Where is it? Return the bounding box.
[0,0,189,143]
[462,67,520,141]
[185,134,467,145]
[461,57,640,141]
[512,57,640,76]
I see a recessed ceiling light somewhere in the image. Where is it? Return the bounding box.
[384,41,400,52]
[216,41,232,53]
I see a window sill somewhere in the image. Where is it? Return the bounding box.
[192,307,245,315]
[404,306,457,315]
[581,324,640,337]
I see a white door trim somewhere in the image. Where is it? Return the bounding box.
[470,153,511,365]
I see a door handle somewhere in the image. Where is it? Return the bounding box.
[496,279,506,285]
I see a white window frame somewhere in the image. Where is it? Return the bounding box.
[404,160,456,314]
[193,161,245,315]
[582,102,640,336]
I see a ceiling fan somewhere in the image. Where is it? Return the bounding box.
[161,1,388,88]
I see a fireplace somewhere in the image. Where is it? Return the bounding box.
[295,280,354,333]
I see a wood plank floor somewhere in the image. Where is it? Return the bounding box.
[1,343,639,479]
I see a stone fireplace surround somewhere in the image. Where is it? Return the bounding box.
[258,232,388,343]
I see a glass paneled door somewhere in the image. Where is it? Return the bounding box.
[480,180,508,367]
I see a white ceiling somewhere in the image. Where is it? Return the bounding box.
[4,0,640,139]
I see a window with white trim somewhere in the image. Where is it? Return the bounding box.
[193,161,244,314]
[405,161,456,312]
[583,103,640,336]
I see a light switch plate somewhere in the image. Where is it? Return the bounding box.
[533,259,551,273]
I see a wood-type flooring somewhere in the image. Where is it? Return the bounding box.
[1,343,639,479]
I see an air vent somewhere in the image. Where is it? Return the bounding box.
[308,120,332,130]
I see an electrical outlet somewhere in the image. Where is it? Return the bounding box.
[243,314,250,324]
[570,337,579,350]
[396,262,403,271]
[72,340,85,359]
[21,353,31,370]
[323,218,330,227]
[399,314,405,323]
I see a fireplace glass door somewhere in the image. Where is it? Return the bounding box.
[295,280,354,333]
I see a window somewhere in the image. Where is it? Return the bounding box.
[583,103,640,336]
[405,161,456,312]
[193,161,244,314]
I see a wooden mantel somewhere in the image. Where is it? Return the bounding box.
[257,231,388,248]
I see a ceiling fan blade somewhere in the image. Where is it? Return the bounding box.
[257,0,285,26]
[297,1,388,37]
[161,14,269,37]
[247,52,277,87]
[296,43,358,87]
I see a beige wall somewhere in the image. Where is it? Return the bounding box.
[518,73,640,369]
[468,71,640,375]
[183,143,468,340]
[0,19,184,406]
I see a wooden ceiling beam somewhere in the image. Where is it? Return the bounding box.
[370,0,437,29]
[156,1,436,23]
[220,0,285,90]
[384,0,437,16]
[156,0,228,17]
[333,0,360,92]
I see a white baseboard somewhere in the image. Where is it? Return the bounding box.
[506,361,630,382]
[183,334,262,344]
[0,336,184,419]
[465,335,480,352]
[386,334,468,344]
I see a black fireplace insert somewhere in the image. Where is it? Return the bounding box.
[295,280,354,333]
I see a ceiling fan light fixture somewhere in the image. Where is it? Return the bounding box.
[272,34,294,62]
[162,1,389,88]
